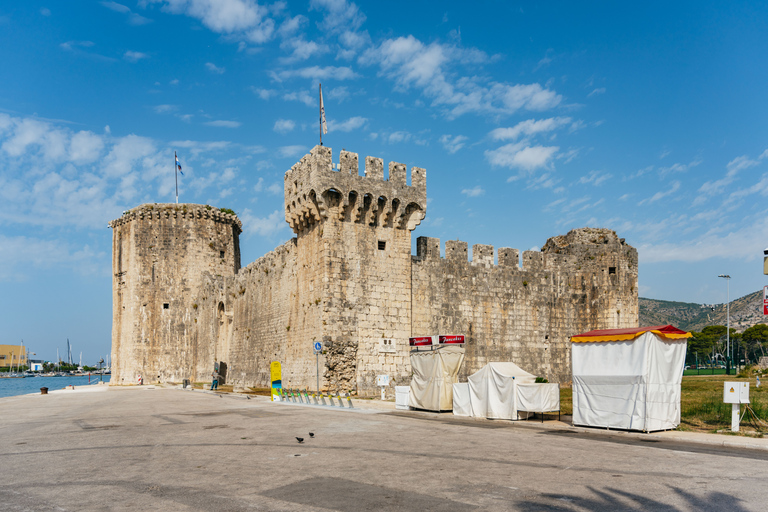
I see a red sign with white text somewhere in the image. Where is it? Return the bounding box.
[764,286,768,315]
[439,334,465,344]
[409,336,434,346]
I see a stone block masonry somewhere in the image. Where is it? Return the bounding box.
[109,146,637,395]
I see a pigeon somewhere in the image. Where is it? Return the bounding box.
[246,396,251,400]
[296,437,304,443]
[308,432,314,438]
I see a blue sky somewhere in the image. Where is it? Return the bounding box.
[2,1,768,364]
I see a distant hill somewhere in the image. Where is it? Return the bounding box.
[639,290,767,332]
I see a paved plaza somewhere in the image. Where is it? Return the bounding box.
[1,387,767,511]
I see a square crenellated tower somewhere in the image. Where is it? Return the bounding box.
[284,145,426,393]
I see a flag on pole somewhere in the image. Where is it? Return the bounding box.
[320,83,327,136]
[175,153,184,175]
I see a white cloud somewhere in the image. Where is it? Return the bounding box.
[251,87,276,99]
[361,35,560,118]
[439,134,468,154]
[587,87,606,97]
[0,112,263,240]
[0,235,104,281]
[280,38,329,63]
[124,51,149,62]
[639,216,768,263]
[102,1,152,25]
[240,209,286,237]
[486,141,559,172]
[328,116,366,132]
[659,159,701,175]
[148,0,275,43]
[267,183,282,195]
[638,180,681,205]
[310,0,366,34]
[153,104,177,114]
[282,90,314,106]
[489,117,572,141]
[461,185,484,197]
[339,29,370,51]
[59,40,95,51]
[387,131,410,144]
[273,119,295,133]
[278,14,307,37]
[326,86,349,102]
[533,49,553,72]
[271,65,359,82]
[102,2,130,14]
[278,145,307,158]
[170,140,231,153]
[205,120,241,128]
[694,154,761,206]
[578,170,612,186]
[206,62,225,74]
[69,131,105,164]
[40,7,52,16]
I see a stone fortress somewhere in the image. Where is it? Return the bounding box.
[109,145,639,395]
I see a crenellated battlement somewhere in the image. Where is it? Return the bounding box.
[108,203,242,232]
[415,228,637,272]
[284,146,427,234]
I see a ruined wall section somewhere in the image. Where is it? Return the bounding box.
[109,204,241,385]
[411,228,637,383]
[284,146,426,394]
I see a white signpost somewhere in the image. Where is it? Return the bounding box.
[313,341,323,393]
[723,381,750,432]
[376,374,390,400]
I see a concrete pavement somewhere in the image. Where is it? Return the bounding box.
[1,387,767,511]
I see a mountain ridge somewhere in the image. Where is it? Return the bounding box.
[639,289,766,332]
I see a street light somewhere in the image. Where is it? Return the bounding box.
[718,274,731,375]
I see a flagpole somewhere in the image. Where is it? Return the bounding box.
[174,151,179,204]
[319,83,323,146]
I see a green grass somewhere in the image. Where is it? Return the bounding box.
[679,374,767,433]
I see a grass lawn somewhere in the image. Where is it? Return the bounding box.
[679,374,768,434]
[560,374,768,435]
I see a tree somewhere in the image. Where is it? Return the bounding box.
[741,324,768,363]
[686,325,738,364]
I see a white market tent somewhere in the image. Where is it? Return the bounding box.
[571,325,691,432]
[409,344,465,411]
[452,362,559,420]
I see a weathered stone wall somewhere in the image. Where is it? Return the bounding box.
[109,204,241,385]
[412,228,638,382]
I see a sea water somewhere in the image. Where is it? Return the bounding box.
[0,375,111,399]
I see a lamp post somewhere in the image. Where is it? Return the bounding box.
[718,274,731,375]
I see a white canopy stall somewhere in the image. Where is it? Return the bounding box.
[409,344,465,411]
[452,362,560,420]
[571,325,691,432]
[468,362,536,420]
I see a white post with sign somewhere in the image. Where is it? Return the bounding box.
[376,374,390,400]
[313,341,323,393]
[723,381,749,432]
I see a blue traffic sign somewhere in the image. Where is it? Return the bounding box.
[313,341,322,352]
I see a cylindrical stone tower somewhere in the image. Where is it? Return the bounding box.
[108,204,241,385]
